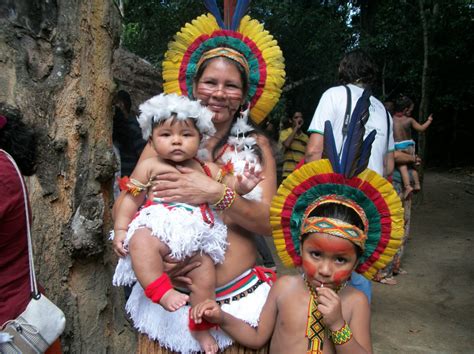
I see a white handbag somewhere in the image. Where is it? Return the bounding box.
[0,150,66,354]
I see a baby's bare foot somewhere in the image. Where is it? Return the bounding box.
[159,289,188,312]
[413,183,421,191]
[192,330,218,354]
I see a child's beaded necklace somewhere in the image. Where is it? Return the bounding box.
[303,275,347,354]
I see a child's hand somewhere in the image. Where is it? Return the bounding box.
[427,114,433,122]
[235,161,264,195]
[316,287,345,331]
[191,299,223,324]
[113,230,128,257]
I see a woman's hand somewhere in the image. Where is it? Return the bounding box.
[316,287,345,331]
[113,230,128,257]
[163,254,201,286]
[190,299,223,324]
[152,166,222,205]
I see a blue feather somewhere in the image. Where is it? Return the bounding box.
[322,120,341,174]
[340,89,371,178]
[354,129,376,176]
[203,0,225,28]
[231,0,251,31]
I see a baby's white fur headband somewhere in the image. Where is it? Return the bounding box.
[138,93,216,140]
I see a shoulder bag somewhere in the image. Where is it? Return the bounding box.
[0,150,66,354]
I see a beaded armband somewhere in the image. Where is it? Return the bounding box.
[215,160,234,183]
[212,184,236,211]
[330,321,353,345]
[117,176,151,197]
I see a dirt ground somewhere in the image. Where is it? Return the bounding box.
[268,170,474,353]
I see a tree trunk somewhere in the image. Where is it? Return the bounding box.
[418,0,430,161]
[0,1,135,352]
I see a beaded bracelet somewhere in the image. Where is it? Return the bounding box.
[330,321,353,345]
[212,184,236,211]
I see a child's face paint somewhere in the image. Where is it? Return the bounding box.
[301,233,358,289]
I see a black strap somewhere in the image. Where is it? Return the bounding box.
[338,85,352,158]
[342,85,351,138]
[385,109,391,152]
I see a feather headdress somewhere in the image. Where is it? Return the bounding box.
[271,91,404,280]
[162,0,285,124]
[138,93,215,140]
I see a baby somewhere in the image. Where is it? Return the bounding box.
[112,93,261,353]
[392,95,433,198]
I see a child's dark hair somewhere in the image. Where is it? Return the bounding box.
[394,95,414,113]
[150,114,199,136]
[0,107,36,176]
[301,202,365,258]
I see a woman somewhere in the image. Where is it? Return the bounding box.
[113,4,285,353]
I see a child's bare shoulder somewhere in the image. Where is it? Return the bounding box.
[340,285,369,310]
[133,157,176,180]
[273,275,305,295]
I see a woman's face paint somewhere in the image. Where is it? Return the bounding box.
[301,233,358,289]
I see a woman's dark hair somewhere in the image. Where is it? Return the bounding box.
[192,54,264,162]
[394,95,414,113]
[302,202,365,258]
[338,49,378,88]
[0,108,36,176]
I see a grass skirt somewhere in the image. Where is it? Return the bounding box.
[113,202,227,286]
[137,333,269,354]
[127,269,271,353]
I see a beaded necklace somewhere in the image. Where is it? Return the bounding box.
[304,276,346,354]
[193,157,215,226]
[213,143,231,162]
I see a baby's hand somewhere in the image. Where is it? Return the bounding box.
[316,287,345,331]
[191,299,223,325]
[113,229,128,257]
[427,114,433,121]
[235,161,264,195]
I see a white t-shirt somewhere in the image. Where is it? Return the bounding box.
[308,84,394,175]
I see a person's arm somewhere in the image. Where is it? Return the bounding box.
[220,134,276,235]
[112,161,150,256]
[281,120,303,150]
[152,134,277,236]
[316,287,371,354]
[305,132,324,162]
[384,151,394,177]
[410,114,433,132]
[393,150,417,165]
[192,276,285,349]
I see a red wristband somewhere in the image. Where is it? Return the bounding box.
[144,273,173,304]
[188,308,218,331]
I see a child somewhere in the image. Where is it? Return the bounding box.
[193,203,372,353]
[193,93,405,353]
[392,95,433,198]
[112,93,261,353]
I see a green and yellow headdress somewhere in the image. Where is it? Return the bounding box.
[162,0,286,124]
[271,90,404,280]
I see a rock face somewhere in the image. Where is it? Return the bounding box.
[0,1,138,352]
[112,47,162,113]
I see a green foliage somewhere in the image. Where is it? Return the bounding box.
[122,0,207,66]
[120,0,474,165]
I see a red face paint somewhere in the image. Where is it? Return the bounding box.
[304,236,355,254]
[333,269,352,286]
[302,259,317,278]
[301,233,357,289]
